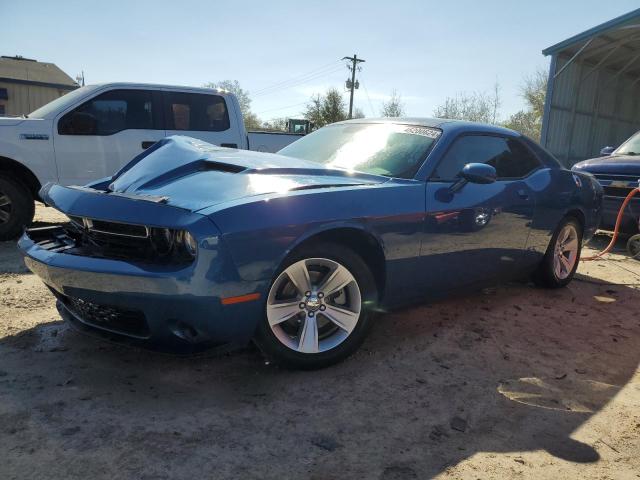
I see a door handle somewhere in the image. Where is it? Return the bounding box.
[141,141,156,149]
[220,143,238,148]
[517,189,530,200]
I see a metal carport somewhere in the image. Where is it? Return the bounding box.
[541,8,640,166]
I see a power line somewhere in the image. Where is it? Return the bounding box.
[253,65,345,98]
[256,100,309,116]
[252,61,344,97]
[359,76,376,117]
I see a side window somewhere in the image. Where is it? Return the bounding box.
[165,92,230,132]
[432,135,541,180]
[58,89,156,135]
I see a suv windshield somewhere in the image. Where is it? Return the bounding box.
[279,123,441,178]
[615,131,640,156]
[28,86,94,119]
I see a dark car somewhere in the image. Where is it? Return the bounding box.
[19,119,602,369]
[572,131,640,233]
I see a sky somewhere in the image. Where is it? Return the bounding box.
[2,0,639,122]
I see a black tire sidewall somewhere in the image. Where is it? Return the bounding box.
[254,242,377,370]
[0,175,34,241]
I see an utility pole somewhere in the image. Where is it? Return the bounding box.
[342,54,365,119]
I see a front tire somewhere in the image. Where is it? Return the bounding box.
[0,175,35,241]
[254,242,377,370]
[533,217,582,288]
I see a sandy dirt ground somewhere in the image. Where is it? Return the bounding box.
[0,205,639,480]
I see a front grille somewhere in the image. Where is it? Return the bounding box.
[61,294,150,338]
[88,219,149,238]
[593,174,638,198]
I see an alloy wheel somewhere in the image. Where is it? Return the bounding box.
[553,224,579,280]
[266,258,362,354]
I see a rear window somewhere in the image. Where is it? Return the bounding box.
[165,92,230,132]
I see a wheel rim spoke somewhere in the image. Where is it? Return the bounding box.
[318,264,353,296]
[0,209,10,223]
[267,257,362,355]
[321,304,359,334]
[0,194,10,208]
[286,261,311,295]
[563,237,578,253]
[559,253,572,273]
[298,314,319,353]
[267,300,301,326]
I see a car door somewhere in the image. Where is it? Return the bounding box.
[163,91,243,148]
[421,133,540,291]
[53,89,165,185]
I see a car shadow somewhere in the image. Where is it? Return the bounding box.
[0,270,638,478]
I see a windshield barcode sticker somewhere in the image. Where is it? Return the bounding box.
[403,127,440,138]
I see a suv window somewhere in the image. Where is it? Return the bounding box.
[165,92,230,132]
[58,89,157,135]
[432,134,541,180]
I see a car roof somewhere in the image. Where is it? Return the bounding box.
[334,117,522,137]
[86,82,230,96]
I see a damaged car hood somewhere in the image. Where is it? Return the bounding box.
[104,136,387,212]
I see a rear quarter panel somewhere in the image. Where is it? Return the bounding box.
[526,169,602,256]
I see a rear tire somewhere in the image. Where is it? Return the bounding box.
[0,175,35,241]
[533,217,582,288]
[254,242,377,370]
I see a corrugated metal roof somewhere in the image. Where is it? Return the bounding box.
[0,56,77,87]
[543,8,640,56]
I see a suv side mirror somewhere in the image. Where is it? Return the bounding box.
[599,146,614,156]
[459,163,497,184]
[59,111,97,135]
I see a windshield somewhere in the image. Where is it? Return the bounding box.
[279,123,441,178]
[615,131,640,156]
[28,86,93,119]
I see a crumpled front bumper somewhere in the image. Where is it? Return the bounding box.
[18,185,266,352]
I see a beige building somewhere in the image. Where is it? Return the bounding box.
[0,55,78,116]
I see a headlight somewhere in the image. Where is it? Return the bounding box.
[150,228,175,256]
[177,231,198,258]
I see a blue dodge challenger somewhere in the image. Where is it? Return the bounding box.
[19,119,603,369]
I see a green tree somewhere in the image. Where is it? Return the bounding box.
[304,94,324,128]
[380,90,405,117]
[321,88,347,125]
[303,89,348,128]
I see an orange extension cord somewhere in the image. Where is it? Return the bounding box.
[582,185,640,261]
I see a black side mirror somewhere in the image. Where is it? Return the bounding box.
[459,163,497,184]
[450,163,497,193]
[599,146,614,156]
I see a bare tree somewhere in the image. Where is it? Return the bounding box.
[433,84,501,124]
[503,69,547,140]
[262,117,288,132]
[380,90,405,117]
[353,107,365,119]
